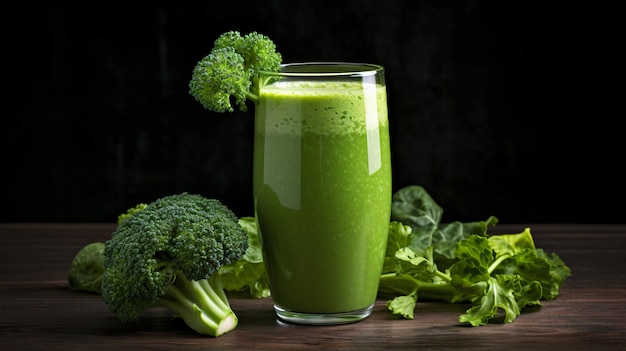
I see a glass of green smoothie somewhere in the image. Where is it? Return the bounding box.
[253,62,391,325]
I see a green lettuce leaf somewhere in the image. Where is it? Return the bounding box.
[458,274,521,326]
[383,185,571,326]
[219,217,271,298]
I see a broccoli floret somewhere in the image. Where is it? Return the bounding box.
[189,30,282,113]
[67,204,149,293]
[116,203,147,225]
[101,193,248,337]
[68,242,106,293]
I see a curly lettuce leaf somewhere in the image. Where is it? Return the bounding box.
[383,221,414,273]
[488,227,536,257]
[458,274,522,326]
[384,186,571,326]
[386,292,418,319]
[535,249,572,299]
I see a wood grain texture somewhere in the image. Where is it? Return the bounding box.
[1,223,625,350]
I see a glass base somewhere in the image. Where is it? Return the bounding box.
[274,304,374,325]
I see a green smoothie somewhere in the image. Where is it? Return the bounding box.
[253,79,391,315]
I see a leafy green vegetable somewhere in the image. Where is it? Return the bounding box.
[381,186,572,326]
[101,193,248,337]
[67,242,106,293]
[219,217,271,298]
[68,203,152,293]
[189,30,282,113]
[69,183,571,330]
[68,206,267,333]
[390,185,498,268]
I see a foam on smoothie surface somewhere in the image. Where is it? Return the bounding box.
[258,81,387,135]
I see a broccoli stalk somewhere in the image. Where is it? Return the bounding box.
[101,193,249,337]
[154,271,236,336]
[188,31,282,113]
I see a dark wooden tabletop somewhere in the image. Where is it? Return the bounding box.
[0,223,625,350]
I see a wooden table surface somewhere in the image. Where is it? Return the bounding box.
[0,223,624,350]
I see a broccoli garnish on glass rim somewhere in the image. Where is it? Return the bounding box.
[189,30,282,113]
[101,193,248,337]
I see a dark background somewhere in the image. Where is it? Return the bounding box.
[3,1,622,224]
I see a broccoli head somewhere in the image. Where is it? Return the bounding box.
[101,193,248,337]
[189,30,282,113]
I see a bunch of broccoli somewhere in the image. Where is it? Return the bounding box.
[89,193,248,337]
[188,30,282,113]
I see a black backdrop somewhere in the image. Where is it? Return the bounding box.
[3,1,622,224]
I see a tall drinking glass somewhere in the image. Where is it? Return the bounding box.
[253,62,391,325]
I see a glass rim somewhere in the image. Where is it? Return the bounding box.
[260,62,384,77]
